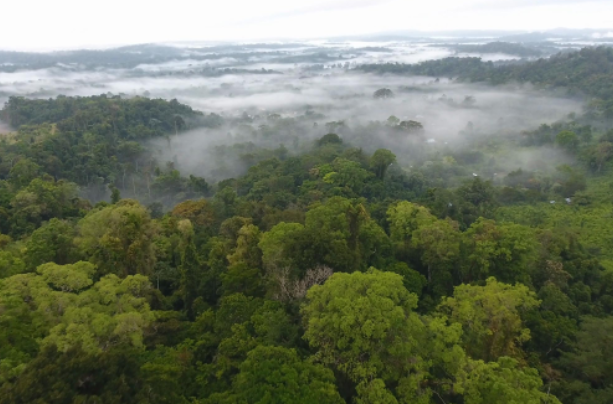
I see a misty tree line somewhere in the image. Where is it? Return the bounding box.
[359,46,613,119]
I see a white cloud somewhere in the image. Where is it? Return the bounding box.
[1,0,612,50]
[592,31,613,38]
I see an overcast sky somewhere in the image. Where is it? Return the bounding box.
[3,0,613,50]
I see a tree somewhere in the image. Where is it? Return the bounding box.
[250,301,300,347]
[0,248,26,280]
[172,199,217,247]
[283,197,388,273]
[554,164,586,196]
[590,141,613,172]
[259,222,304,272]
[370,149,396,180]
[461,218,536,284]
[40,272,155,354]
[386,115,400,126]
[25,218,76,270]
[109,184,121,204]
[387,201,437,248]
[0,274,44,383]
[458,356,561,404]
[317,133,343,147]
[524,283,577,359]
[373,88,394,99]
[398,120,424,133]
[438,278,540,362]
[412,218,460,285]
[0,345,145,404]
[301,269,478,403]
[454,177,498,228]
[75,199,158,277]
[139,344,193,404]
[10,178,79,236]
[384,262,426,298]
[36,261,95,293]
[172,199,216,228]
[0,262,155,364]
[558,316,613,402]
[206,346,344,404]
[173,115,186,137]
[322,158,373,196]
[387,201,438,265]
[556,130,579,152]
[181,241,202,320]
[223,224,264,297]
[8,159,41,188]
[302,269,424,383]
[355,379,398,404]
[214,293,262,339]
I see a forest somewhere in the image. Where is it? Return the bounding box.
[0,43,613,404]
[359,46,613,117]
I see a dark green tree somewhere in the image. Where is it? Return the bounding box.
[181,241,202,320]
[370,149,396,180]
[206,346,344,404]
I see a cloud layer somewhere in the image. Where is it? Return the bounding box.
[1,0,612,50]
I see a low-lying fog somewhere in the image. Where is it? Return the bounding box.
[0,40,563,102]
[0,121,10,134]
[147,77,581,182]
[0,39,593,183]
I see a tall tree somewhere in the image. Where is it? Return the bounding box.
[370,149,396,180]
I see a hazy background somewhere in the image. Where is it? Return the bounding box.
[1,1,611,185]
[0,37,593,182]
[2,0,613,50]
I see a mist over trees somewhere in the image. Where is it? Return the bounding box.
[359,46,613,118]
[0,36,613,404]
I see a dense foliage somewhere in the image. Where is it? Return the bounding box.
[1,46,613,403]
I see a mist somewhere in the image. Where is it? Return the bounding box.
[0,38,596,187]
[0,121,10,134]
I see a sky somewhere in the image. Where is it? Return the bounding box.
[2,0,613,50]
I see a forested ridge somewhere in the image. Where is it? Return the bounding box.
[1,46,613,404]
[430,41,548,57]
[360,46,613,118]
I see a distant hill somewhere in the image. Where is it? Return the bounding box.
[359,46,613,117]
[439,42,544,57]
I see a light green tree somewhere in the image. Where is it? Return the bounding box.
[412,218,460,283]
[302,269,425,382]
[1,262,155,355]
[259,222,304,271]
[387,201,437,250]
[355,379,398,404]
[458,357,561,404]
[222,224,264,297]
[75,199,158,277]
[438,277,540,362]
[41,272,155,354]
